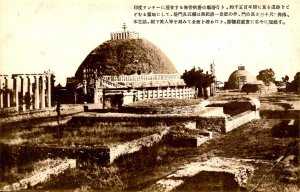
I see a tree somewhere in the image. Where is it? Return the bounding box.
[182,67,214,98]
[281,75,289,83]
[256,68,276,92]
[286,72,300,92]
[256,68,275,86]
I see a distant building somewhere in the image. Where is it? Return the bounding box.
[224,66,256,90]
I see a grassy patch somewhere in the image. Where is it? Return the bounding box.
[19,123,165,147]
[36,165,124,191]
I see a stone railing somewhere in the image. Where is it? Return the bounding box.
[102,74,181,82]
[135,87,196,101]
[98,78,127,88]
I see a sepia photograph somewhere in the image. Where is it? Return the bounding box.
[0,0,299,191]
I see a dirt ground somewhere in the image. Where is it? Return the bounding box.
[0,92,299,191]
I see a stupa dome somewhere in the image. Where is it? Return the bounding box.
[75,38,177,80]
[226,66,256,89]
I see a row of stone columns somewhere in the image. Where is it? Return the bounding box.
[0,72,52,112]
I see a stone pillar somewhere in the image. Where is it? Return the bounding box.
[13,76,19,111]
[41,76,46,109]
[166,87,169,98]
[142,89,145,99]
[21,75,27,111]
[7,91,10,108]
[136,89,139,101]
[102,90,106,109]
[97,88,104,108]
[5,76,10,108]
[47,75,51,107]
[0,77,3,108]
[27,76,33,110]
[94,88,99,104]
[34,75,40,110]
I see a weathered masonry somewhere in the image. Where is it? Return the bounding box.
[0,70,53,112]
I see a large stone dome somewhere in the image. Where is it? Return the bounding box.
[226,67,256,89]
[75,38,177,80]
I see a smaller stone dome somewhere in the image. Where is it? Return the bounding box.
[226,66,256,89]
[242,80,277,93]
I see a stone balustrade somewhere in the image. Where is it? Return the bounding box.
[135,86,196,101]
[102,73,181,82]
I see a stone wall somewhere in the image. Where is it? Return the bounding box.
[1,159,76,191]
[109,127,169,163]
[196,110,259,133]
[71,108,258,134]
[121,100,211,115]
[199,107,224,117]
[226,110,260,133]
[121,104,203,114]
[70,112,225,128]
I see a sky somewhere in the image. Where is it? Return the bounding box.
[0,0,299,86]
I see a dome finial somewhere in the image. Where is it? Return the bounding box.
[122,23,127,31]
[238,65,245,70]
